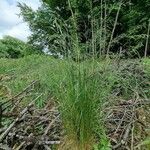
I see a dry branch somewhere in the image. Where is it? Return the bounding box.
[0,94,42,142]
[0,80,61,150]
[104,98,150,150]
[44,115,60,136]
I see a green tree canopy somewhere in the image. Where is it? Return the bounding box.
[18,0,150,58]
[0,36,42,58]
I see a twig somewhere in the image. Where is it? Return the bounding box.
[43,141,60,145]
[15,141,26,150]
[0,144,11,150]
[44,145,52,150]
[2,80,38,109]
[11,80,38,100]
[114,108,127,134]
[10,96,25,112]
[105,100,150,110]
[144,19,150,57]
[121,123,132,145]
[43,115,60,136]
[106,0,123,57]
[0,104,2,127]
[131,124,134,150]
[7,133,60,145]
[0,94,42,142]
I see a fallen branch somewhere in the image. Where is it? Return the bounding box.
[0,94,42,142]
[43,115,60,136]
[0,144,11,150]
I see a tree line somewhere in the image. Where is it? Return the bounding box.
[0,36,42,58]
[1,0,150,59]
[18,0,150,59]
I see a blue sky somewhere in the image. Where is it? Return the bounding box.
[0,0,40,41]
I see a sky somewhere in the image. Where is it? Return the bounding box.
[0,0,40,42]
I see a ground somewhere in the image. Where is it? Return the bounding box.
[0,55,150,149]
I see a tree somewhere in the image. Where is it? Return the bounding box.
[18,0,150,58]
[0,36,42,58]
[113,0,150,57]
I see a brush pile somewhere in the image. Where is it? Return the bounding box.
[0,78,150,150]
[0,81,61,150]
[104,98,150,150]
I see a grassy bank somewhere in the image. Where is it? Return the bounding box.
[0,55,150,149]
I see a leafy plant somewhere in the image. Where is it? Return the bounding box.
[0,36,42,58]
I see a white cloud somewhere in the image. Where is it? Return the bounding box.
[5,23,31,41]
[0,0,20,28]
[0,0,40,42]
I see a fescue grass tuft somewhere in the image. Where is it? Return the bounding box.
[57,64,97,149]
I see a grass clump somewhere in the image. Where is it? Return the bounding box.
[57,64,97,149]
[51,59,117,149]
[1,55,150,149]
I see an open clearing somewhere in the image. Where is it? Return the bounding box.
[0,55,150,149]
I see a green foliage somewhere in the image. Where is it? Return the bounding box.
[118,0,150,57]
[0,36,42,58]
[113,61,150,99]
[18,2,71,56]
[57,65,98,148]
[136,137,150,149]
[0,55,150,149]
[94,138,111,150]
[18,0,150,58]
[0,55,114,149]
[2,1,150,148]
[143,58,150,75]
[50,58,121,149]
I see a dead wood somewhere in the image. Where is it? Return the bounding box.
[104,98,150,150]
[0,94,42,142]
